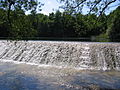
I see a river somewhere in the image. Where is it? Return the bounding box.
[0,61,120,90]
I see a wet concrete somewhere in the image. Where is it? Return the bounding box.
[0,62,120,90]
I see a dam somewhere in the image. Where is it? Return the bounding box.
[0,40,120,70]
[0,40,120,90]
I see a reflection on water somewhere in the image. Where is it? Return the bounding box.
[0,62,120,90]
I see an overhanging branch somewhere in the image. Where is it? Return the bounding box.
[100,0,116,15]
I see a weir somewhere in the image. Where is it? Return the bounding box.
[0,40,120,70]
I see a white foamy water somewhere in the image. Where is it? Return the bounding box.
[0,40,120,70]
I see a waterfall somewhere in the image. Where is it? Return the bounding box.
[0,40,120,70]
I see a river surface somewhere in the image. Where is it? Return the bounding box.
[0,61,120,90]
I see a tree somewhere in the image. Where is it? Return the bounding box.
[48,11,77,37]
[0,8,9,38]
[10,11,37,39]
[73,13,87,37]
[62,12,77,37]
[0,0,43,39]
[59,0,120,15]
[52,11,64,37]
[0,0,42,22]
[37,14,51,37]
[107,6,120,42]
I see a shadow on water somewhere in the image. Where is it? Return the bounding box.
[0,70,64,90]
[0,62,120,90]
[69,71,120,90]
[0,63,76,90]
[0,71,41,90]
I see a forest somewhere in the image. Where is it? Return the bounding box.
[0,0,120,42]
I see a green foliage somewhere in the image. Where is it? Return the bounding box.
[0,0,42,12]
[107,6,120,42]
[0,0,42,40]
[62,12,77,37]
[0,1,120,42]
[73,13,107,38]
[52,11,64,37]
[11,14,37,39]
[37,14,52,37]
[95,33,109,42]
[59,0,119,15]
[0,8,9,37]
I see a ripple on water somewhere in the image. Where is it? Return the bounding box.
[0,61,120,90]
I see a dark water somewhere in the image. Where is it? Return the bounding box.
[0,62,120,90]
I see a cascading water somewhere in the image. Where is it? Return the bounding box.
[0,40,120,70]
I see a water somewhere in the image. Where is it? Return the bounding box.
[0,61,120,90]
[0,40,120,90]
[0,40,120,70]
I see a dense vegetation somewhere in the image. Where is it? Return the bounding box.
[0,0,120,42]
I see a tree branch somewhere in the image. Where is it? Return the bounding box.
[100,0,116,15]
[72,0,87,9]
[89,0,102,13]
